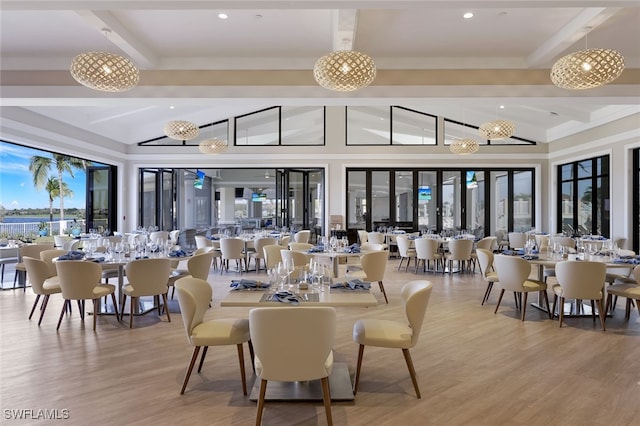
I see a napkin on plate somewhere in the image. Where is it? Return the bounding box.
[230,279,270,290]
[521,255,539,260]
[343,244,360,253]
[56,251,85,261]
[307,245,325,253]
[273,291,301,304]
[331,279,371,290]
[168,249,188,257]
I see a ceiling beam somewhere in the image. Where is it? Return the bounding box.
[526,7,621,67]
[73,10,158,69]
[332,9,358,51]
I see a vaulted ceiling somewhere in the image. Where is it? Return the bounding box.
[1,0,639,147]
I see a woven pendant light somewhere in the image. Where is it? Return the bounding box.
[479,120,515,140]
[164,121,199,141]
[199,139,227,154]
[551,48,625,90]
[313,50,376,92]
[450,138,479,155]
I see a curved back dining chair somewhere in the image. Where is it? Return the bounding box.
[280,250,310,280]
[249,237,277,272]
[367,232,385,245]
[288,242,313,252]
[175,277,251,395]
[476,249,499,305]
[250,306,336,425]
[40,249,68,277]
[219,238,246,274]
[169,230,180,245]
[167,251,215,298]
[55,260,119,331]
[149,230,169,244]
[396,236,416,272]
[13,243,55,290]
[414,238,443,274]
[445,239,473,274]
[23,256,61,326]
[263,244,285,272]
[604,265,640,322]
[123,258,172,328]
[353,280,433,398]
[535,235,550,252]
[62,239,80,251]
[194,235,213,249]
[552,260,607,330]
[493,255,551,321]
[508,232,528,250]
[357,230,368,244]
[552,236,576,249]
[347,250,389,303]
[293,230,311,243]
[279,235,291,249]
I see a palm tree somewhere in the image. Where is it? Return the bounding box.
[29,154,88,221]
[44,177,72,222]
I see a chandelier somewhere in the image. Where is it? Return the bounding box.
[199,139,227,154]
[313,50,376,92]
[551,48,625,90]
[69,29,139,92]
[450,138,479,155]
[164,121,200,141]
[479,120,515,140]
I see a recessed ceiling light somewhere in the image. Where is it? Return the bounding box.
[169,106,175,109]
[463,12,474,19]
[499,105,505,109]
[218,13,228,19]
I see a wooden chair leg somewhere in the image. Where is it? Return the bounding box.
[378,281,388,304]
[120,294,127,322]
[56,300,68,331]
[558,297,565,327]
[29,294,42,320]
[197,346,209,372]
[353,344,364,395]
[590,300,597,323]
[604,294,612,324]
[521,292,529,321]
[481,282,494,305]
[93,299,99,331]
[321,376,333,425]
[110,292,119,320]
[552,295,558,319]
[256,379,268,426]
[597,299,606,331]
[237,343,247,395]
[402,348,421,399]
[180,346,201,395]
[162,293,171,322]
[542,291,552,319]
[129,297,135,328]
[248,340,255,372]
[38,295,51,326]
[494,289,505,314]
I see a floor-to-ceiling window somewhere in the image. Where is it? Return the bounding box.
[557,154,610,237]
[633,148,640,252]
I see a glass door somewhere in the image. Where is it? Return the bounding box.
[275,169,324,235]
[442,171,461,232]
[418,171,438,233]
[86,165,116,234]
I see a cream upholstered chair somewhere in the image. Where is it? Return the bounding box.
[396,236,416,272]
[288,242,313,252]
[248,237,277,272]
[542,236,576,283]
[193,236,221,270]
[220,238,247,274]
[552,260,607,330]
[293,230,311,243]
[169,230,180,245]
[54,235,69,248]
[55,260,119,331]
[414,238,443,274]
[494,230,510,251]
[359,242,385,252]
[534,235,550,252]
[23,256,61,326]
[346,242,386,273]
[122,258,172,328]
[149,230,169,244]
[263,244,285,272]
[14,243,55,290]
[175,277,252,395]
[279,235,291,248]
[167,251,215,298]
[194,235,212,249]
[605,265,640,322]
[353,280,433,398]
[40,249,68,277]
[357,230,368,244]
[367,232,386,245]
[470,236,496,271]
[445,239,473,274]
[346,250,389,303]
[476,248,499,306]
[62,239,80,251]
[280,250,310,280]
[0,245,18,284]
[507,232,527,250]
[250,306,336,425]
[493,255,551,321]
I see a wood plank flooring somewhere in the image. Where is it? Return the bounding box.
[1,258,639,425]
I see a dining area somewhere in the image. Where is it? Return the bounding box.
[1,232,639,425]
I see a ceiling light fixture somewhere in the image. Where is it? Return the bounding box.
[463,12,474,19]
[450,138,479,155]
[479,120,515,140]
[199,138,227,154]
[218,13,228,19]
[313,50,376,92]
[164,120,200,141]
[550,30,624,90]
[69,29,139,92]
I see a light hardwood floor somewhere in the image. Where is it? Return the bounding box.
[1,258,639,426]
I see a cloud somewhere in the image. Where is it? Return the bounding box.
[11,200,19,207]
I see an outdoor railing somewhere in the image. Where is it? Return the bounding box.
[0,220,87,238]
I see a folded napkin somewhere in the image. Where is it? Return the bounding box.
[331,279,371,290]
[272,291,301,304]
[501,250,516,256]
[168,249,188,257]
[343,244,360,253]
[230,279,270,290]
[57,250,85,261]
[209,236,220,241]
[521,255,539,260]
[88,256,105,263]
[307,245,325,253]
[613,258,640,264]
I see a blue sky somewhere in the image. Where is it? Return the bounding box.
[1,141,88,210]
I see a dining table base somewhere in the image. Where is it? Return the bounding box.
[248,362,354,401]
[531,300,609,318]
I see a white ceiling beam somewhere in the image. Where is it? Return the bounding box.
[526,7,621,67]
[73,10,158,69]
[332,9,358,51]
